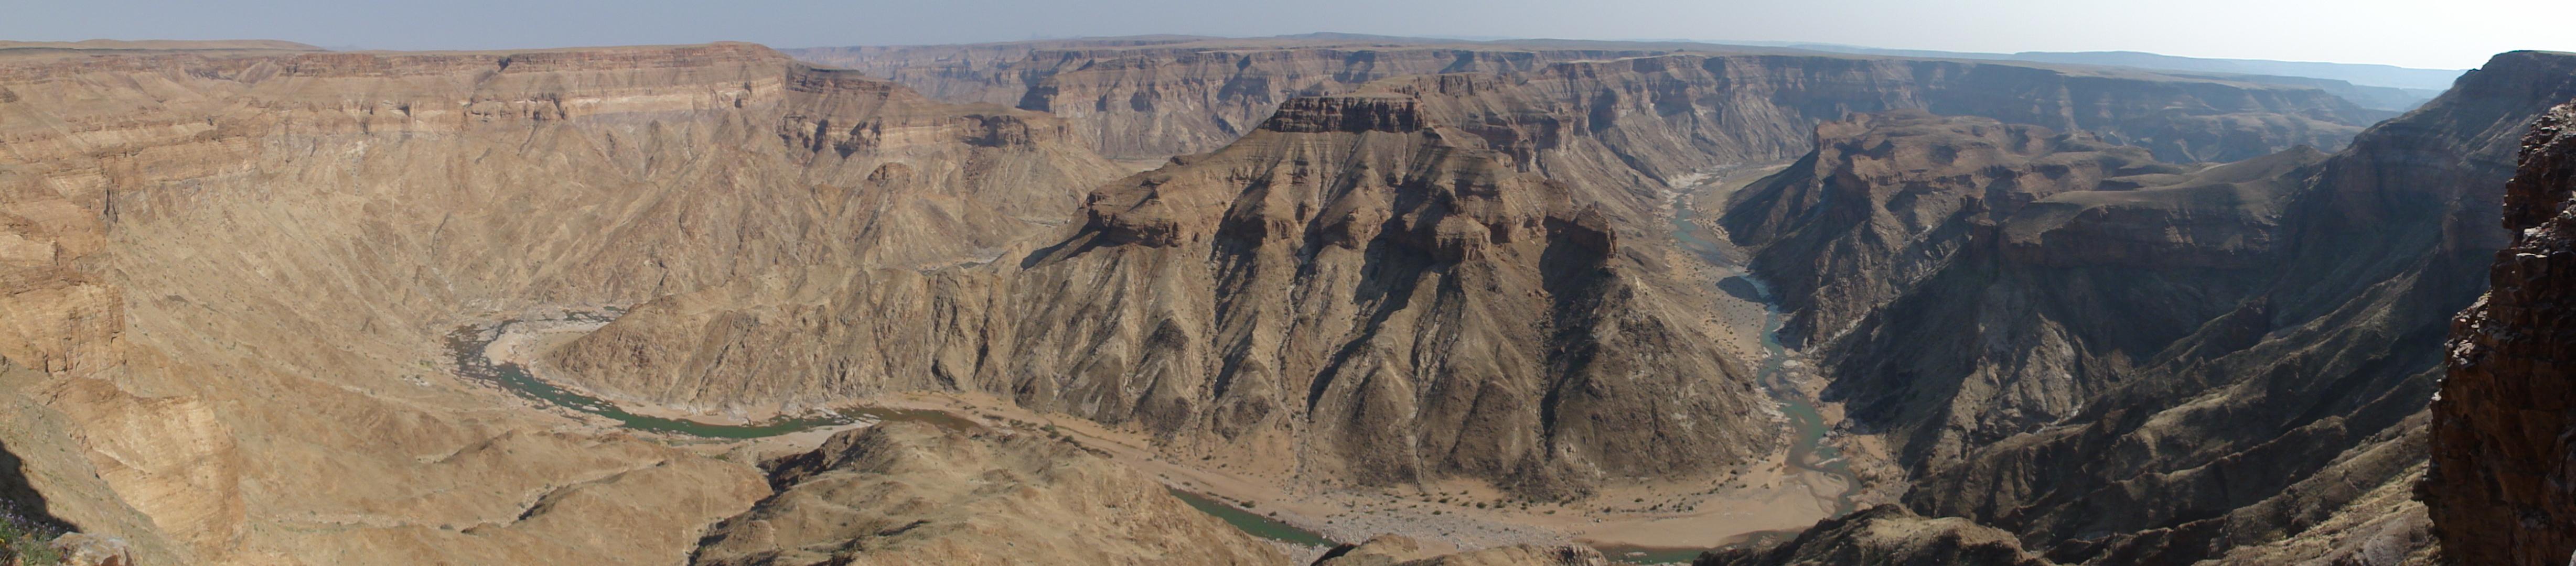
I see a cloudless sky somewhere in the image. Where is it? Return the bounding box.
[4,0,2570,70]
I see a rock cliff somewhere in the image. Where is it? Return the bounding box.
[2425,100,2576,566]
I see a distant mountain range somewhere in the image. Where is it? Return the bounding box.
[1706,41,2462,108]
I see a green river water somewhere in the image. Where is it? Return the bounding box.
[1582,195,1864,564]
[444,315,1338,546]
[444,318,973,438]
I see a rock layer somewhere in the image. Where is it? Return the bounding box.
[2426,100,2576,566]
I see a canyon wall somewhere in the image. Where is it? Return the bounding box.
[796,41,2390,162]
[2425,100,2576,566]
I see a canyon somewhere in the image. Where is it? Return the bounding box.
[0,30,2566,566]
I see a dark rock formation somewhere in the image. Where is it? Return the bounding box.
[2426,100,2576,566]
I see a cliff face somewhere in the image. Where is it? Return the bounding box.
[691,422,1287,566]
[798,40,2385,162]
[0,42,1124,565]
[1718,50,2576,564]
[2426,101,2576,566]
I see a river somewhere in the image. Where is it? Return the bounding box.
[443,314,1341,548]
[443,315,972,438]
[1627,190,1862,558]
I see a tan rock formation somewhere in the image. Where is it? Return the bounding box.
[691,422,1289,566]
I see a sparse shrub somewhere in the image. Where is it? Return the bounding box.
[0,505,66,566]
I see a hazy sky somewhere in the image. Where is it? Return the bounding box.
[6,0,2570,69]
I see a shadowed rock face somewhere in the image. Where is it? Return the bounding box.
[2427,101,2576,566]
[798,40,2385,162]
[1715,51,2576,565]
[691,422,1287,566]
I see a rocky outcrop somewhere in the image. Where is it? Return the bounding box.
[691,422,1286,566]
[1719,50,2576,564]
[2425,101,2576,566]
[1312,534,1607,566]
[799,39,2384,161]
[1692,505,2051,566]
